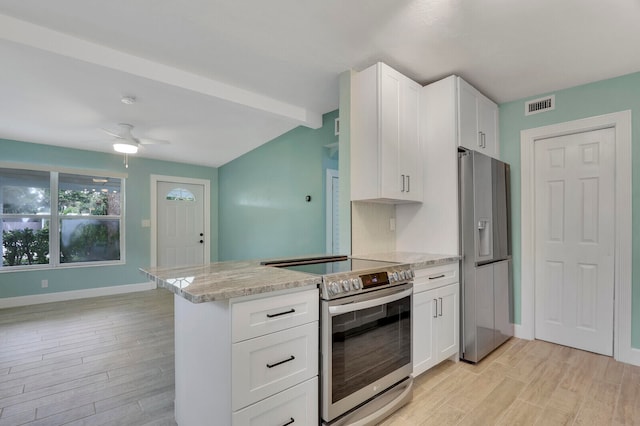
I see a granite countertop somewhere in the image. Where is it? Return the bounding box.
[353,252,460,269]
[140,260,322,303]
[141,252,460,304]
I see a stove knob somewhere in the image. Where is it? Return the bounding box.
[350,278,360,290]
[329,282,341,295]
[342,280,350,292]
[389,272,398,282]
[407,269,414,279]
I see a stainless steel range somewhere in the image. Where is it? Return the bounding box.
[267,256,414,426]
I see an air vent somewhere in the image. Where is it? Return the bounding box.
[525,95,555,116]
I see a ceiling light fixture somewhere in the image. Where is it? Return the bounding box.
[113,141,138,154]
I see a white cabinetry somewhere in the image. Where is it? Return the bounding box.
[173,286,318,426]
[412,262,459,377]
[458,77,500,159]
[351,62,422,203]
[396,75,500,255]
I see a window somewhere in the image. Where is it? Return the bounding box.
[1,167,124,270]
[165,188,195,201]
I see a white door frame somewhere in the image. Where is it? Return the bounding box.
[520,110,637,365]
[150,175,211,267]
[326,169,339,254]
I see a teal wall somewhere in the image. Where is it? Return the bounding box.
[0,138,218,298]
[499,71,640,348]
[218,110,338,261]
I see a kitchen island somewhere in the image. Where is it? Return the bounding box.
[140,252,459,426]
[141,259,322,426]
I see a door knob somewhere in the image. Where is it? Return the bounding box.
[199,233,204,236]
[199,240,204,244]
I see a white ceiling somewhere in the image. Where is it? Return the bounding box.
[1,0,639,167]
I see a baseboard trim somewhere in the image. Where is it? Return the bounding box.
[514,324,533,340]
[0,282,157,309]
[618,346,640,367]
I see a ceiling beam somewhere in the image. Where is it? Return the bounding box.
[0,13,322,129]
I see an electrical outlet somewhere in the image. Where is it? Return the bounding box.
[41,279,48,288]
[389,218,396,232]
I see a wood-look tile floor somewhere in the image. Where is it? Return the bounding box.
[0,289,177,426]
[381,337,640,426]
[2,289,639,425]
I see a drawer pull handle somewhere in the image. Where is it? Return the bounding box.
[428,274,445,280]
[266,308,295,318]
[282,418,295,426]
[266,355,295,369]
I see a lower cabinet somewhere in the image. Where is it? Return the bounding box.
[232,377,318,426]
[173,286,319,426]
[413,263,459,377]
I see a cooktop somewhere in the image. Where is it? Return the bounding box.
[262,255,413,299]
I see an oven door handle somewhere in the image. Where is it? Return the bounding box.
[328,287,412,316]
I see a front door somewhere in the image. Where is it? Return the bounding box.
[534,128,615,355]
[157,181,205,267]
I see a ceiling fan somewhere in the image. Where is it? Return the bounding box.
[101,123,170,154]
[100,123,170,168]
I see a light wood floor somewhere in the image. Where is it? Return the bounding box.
[0,289,177,426]
[381,337,640,426]
[1,289,639,425]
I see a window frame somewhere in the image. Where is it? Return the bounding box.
[0,163,127,272]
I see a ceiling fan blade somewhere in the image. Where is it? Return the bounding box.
[139,138,170,145]
[100,128,125,139]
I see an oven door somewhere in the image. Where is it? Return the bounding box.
[321,283,412,423]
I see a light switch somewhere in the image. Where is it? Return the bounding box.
[142,219,151,228]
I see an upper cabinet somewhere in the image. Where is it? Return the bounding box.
[457,77,500,159]
[351,62,423,203]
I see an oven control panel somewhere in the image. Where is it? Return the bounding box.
[321,266,413,299]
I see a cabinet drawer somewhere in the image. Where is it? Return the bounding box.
[232,289,319,342]
[414,262,458,293]
[232,322,318,410]
[232,377,318,426]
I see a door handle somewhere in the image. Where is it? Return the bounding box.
[438,297,443,317]
[406,175,410,193]
[433,299,438,318]
[401,174,405,192]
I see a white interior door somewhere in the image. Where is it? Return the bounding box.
[534,128,615,355]
[157,181,205,267]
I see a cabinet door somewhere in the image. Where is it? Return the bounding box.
[457,78,480,152]
[478,96,499,159]
[400,79,422,201]
[379,64,402,199]
[436,283,459,361]
[413,289,437,376]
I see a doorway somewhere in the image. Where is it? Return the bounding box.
[326,169,339,254]
[151,175,211,267]
[520,111,633,363]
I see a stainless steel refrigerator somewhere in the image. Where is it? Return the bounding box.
[459,149,514,363]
